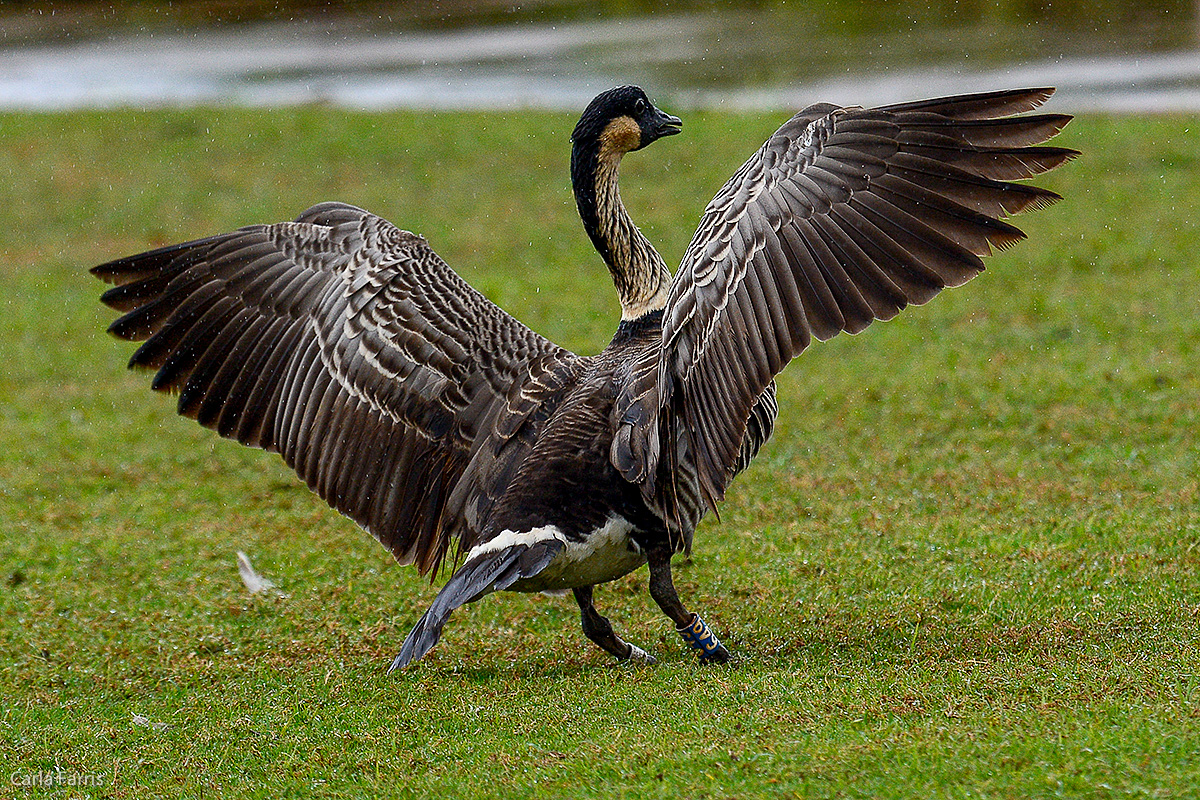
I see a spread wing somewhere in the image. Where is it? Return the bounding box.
[615,88,1077,510]
[93,202,580,576]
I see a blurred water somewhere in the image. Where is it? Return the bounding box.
[1,7,1198,112]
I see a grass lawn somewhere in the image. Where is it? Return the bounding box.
[1,104,1197,798]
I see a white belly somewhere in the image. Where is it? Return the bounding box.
[465,516,647,593]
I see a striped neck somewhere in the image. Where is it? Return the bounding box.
[572,136,672,321]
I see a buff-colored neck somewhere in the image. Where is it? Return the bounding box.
[572,118,672,321]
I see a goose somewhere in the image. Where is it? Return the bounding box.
[92,85,1076,669]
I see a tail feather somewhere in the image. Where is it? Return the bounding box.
[389,538,565,670]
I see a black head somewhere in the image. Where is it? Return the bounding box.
[571,86,682,154]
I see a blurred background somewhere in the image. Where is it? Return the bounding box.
[0,0,1197,112]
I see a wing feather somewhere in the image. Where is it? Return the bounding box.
[632,88,1076,508]
[779,222,844,339]
[94,202,579,576]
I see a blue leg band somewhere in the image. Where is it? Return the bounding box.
[677,613,724,661]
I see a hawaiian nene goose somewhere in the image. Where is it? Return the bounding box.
[92,85,1076,668]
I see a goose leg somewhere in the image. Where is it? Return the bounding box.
[646,546,731,663]
[573,586,656,664]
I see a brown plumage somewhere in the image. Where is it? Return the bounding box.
[92,85,1076,668]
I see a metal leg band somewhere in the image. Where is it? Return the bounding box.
[625,643,657,664]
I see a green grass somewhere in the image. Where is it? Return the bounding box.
[1,105,1197,798]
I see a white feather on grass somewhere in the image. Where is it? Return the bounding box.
[236,551,287,597]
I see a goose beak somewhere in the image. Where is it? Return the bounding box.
[653,110,683,139]
[638,108,681,149]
